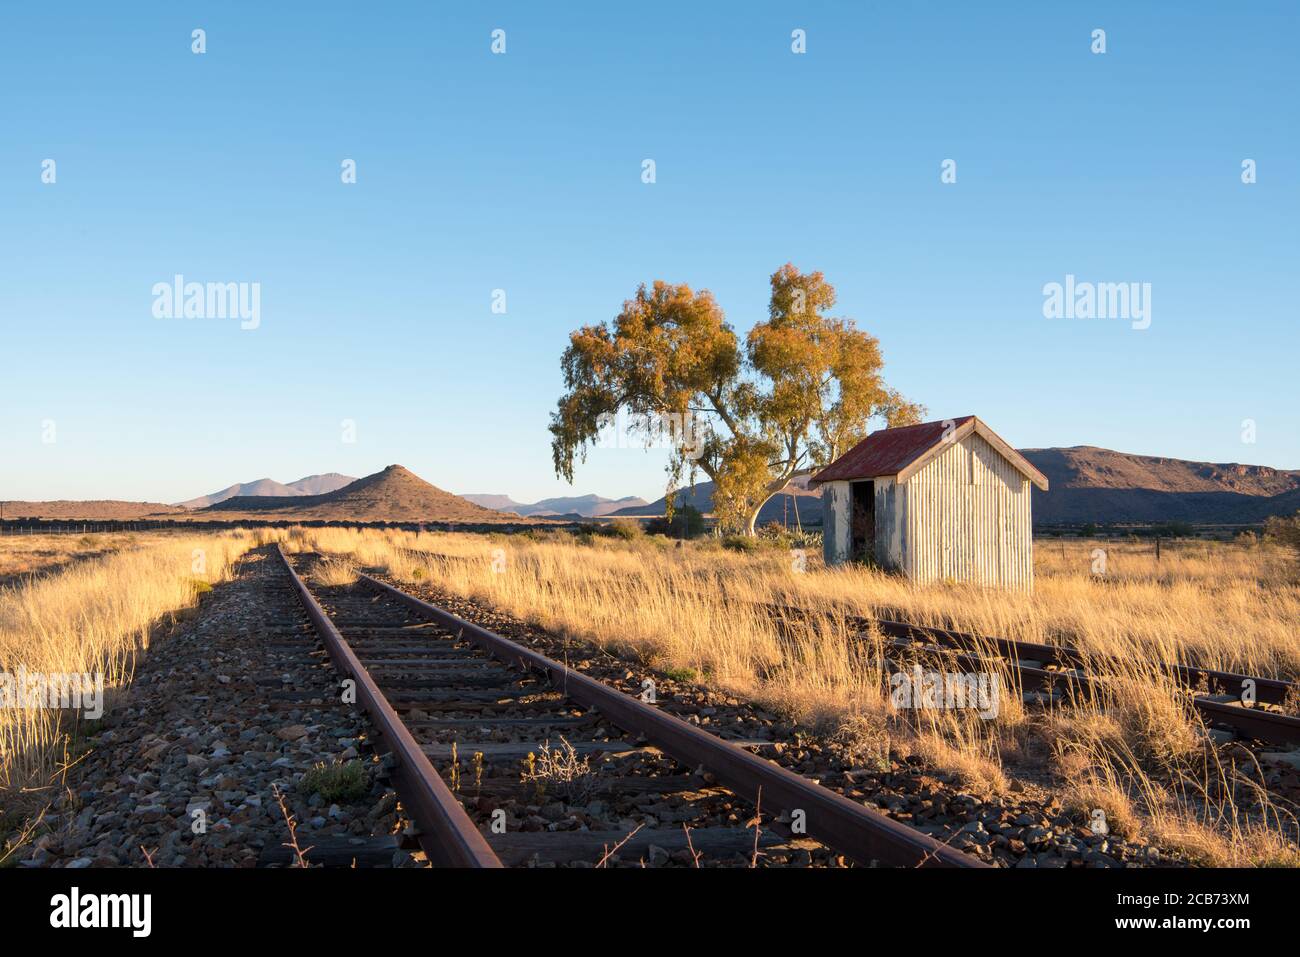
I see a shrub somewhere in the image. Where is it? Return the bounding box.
[1264,512,1300,557]
[300,760,369,802]
[520,738,597,803]
[601,519,643,540]
[721,535,758,553]
[645,505,706,539]
[660,666,698,682]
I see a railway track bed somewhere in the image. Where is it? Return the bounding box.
[283,549,876,868]
[17,543,1244,869]
[298,553,1208,868]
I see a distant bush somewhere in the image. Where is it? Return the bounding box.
[645,505,705,539]
[1264,512,1300,557]
[601,519,644,540]
[721,535,758,553]
[755,522,822,551]
[1152,521,1195,539]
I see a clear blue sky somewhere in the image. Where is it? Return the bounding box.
[2,2,1296,505]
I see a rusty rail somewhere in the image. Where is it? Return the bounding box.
[356,571,985,869]
[857,613,1296,707]
[837,615,1300,747]
[275,545,503,868]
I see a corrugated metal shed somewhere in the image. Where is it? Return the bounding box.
[813,416,1047,591]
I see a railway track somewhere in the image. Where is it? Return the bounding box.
[770,606,1300,747]
[273,545,983,868]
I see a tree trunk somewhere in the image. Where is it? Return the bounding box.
[744,489,777,537]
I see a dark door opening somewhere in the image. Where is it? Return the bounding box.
[850,480,875,563]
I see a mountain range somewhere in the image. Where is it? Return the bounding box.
[5,448,1298,527]
[1023,447,1300,524]
[606,448,1300,528]
[462,493,649,518]
[200,464,521,523]
[609,474,822,527]
[176,473,356,509]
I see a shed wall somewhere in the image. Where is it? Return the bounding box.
[873,476,903,570]
[900,432,1034,590]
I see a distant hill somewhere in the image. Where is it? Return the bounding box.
[203,465,521,523]
[463,493,649,518]
[0,500,184,521]
[286,473,357,496]
[462,494,523,513]
[612,475,822,527]
[177,478,300,509]
[1023,447,1300,524]
[611,448,1300,528]
[177,473,356,508]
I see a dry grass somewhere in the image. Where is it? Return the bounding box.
[287,525,1299,865]
[0,531,159,585]
[307,557,358,587]
[0,530,258,814]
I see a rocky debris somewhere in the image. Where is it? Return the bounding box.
[19,548,422,868]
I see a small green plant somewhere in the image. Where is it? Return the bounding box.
[300,759,369,803]
[660,666,698,683]
[189,579,213,596]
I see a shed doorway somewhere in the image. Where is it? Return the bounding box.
[850,480,874,563]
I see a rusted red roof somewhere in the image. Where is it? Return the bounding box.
[810,417,975,485]
[810,416,1049,490]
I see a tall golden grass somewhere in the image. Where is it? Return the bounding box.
[290,526,1299,865]
[0,531,149,584]
[0,530,258,812]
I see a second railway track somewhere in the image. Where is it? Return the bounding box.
[376,549,1300,746]
[274,545,982,868]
